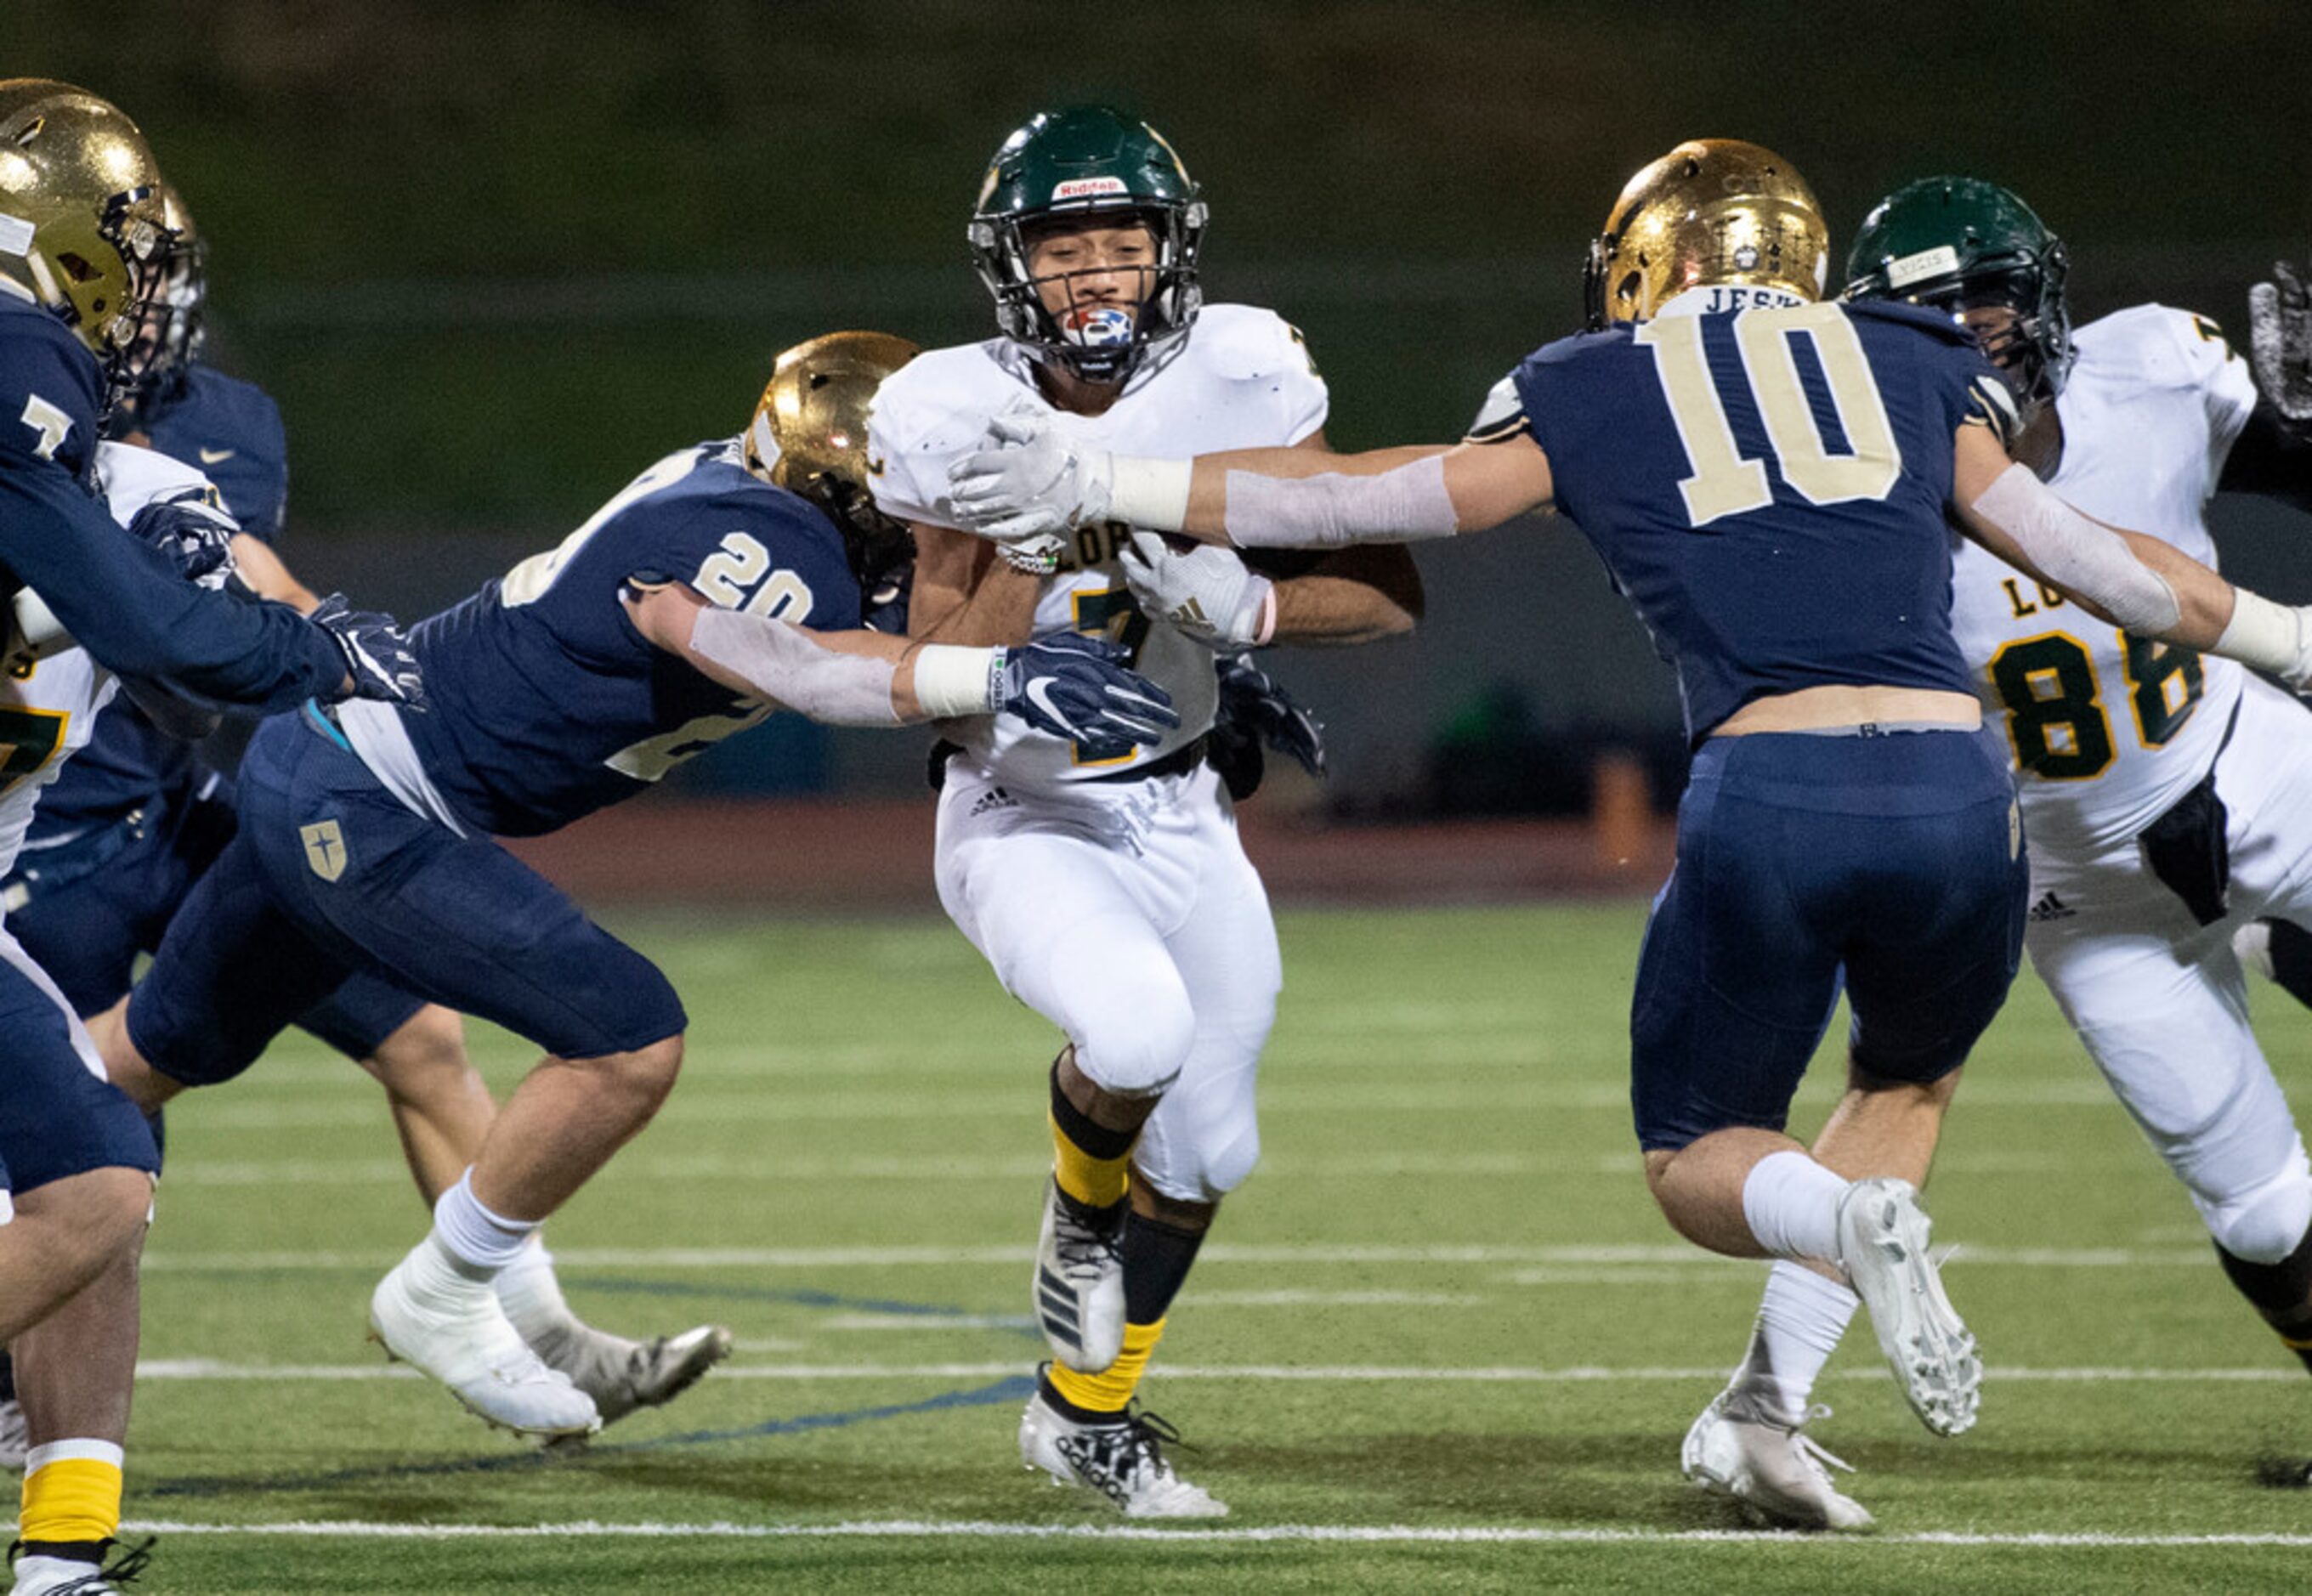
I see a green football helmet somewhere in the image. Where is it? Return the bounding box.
[967,105,1207,384]
[1844,177,2072,412]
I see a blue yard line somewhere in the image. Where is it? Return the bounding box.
[570,1274,1038,1336]
[145,1375,1037,1500]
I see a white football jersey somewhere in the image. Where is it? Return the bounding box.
[1951,305,2259,859]
[0,442,233,882]
[868,304,1328,785]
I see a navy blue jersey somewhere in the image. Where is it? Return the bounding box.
[402,439,862,836]
[133,367,290,543]
[38,365,295,835]
[0,292,345,709]
[1508,296,2011,742]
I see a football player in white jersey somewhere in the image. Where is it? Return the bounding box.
[867,106,1421,1517]
[1680,178,2312,1531]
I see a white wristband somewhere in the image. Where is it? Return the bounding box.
[2215,588,2309,682]
[1105,456,1194,533]
[912,643,1003,718]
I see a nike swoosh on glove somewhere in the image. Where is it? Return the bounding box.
[995,631,1178,762]
[311,593,427,709]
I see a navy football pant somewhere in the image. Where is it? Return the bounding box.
[128,710,685,1086]
[0,927,157,1198]
[1630,727,2026,1151]
[5,778,425,1060]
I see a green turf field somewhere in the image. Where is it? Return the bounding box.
[94,903,2312,1591]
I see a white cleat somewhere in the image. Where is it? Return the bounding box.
[1681,1389,1874,1531]
[0,1397,25,1470]
[1019,1384,1227,1519]
[529,1321,734,1428]
[369,1238,600,1440]
[1033,1178,1125,1373]
[1836,1176,1980,1436]
[8,1537,153,1594]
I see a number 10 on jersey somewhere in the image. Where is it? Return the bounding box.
[1636,303,1902,526]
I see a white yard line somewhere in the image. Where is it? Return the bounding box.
[109,1519,2312,1547]
[128,1359,2298,1384]
[140,1242,2218,1271]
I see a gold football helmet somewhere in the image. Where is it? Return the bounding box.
[0,80,171,387]
[1582,139,1830,328]
[745,330,921,616]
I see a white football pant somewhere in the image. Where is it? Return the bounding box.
[934,759,1279,1203]
[2026,676,2312,1263]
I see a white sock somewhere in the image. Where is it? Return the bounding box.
[493,1234,579,1342]
[1740,1150,1850,1263]
[430,1169,538,1274]
[1732,1259,1861,1423]
[24,1438,124,1473]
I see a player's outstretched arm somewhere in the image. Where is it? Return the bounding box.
[0,461,363,708]
[946,402,1553,551]
[623,580,1177,755]
[1114,431,1425,648]
[1949,421,2312,684]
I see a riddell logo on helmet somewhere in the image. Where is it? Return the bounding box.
[1053,178,1129,201]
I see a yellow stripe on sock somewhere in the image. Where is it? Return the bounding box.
[1048,1318,1165,1414]
[21,1456,122,1545]
[1050,1112,1130,1210]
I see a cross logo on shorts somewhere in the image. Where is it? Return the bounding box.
[300,819,348,882]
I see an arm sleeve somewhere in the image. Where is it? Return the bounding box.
[0,461,346,708]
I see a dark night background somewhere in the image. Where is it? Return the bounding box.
[5,0,2300,801]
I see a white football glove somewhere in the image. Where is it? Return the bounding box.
[947,397,1115,544]
[1119,531,1272,650]
[2250,260,2312,422]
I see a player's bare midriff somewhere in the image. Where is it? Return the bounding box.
[1713,684,1982,738]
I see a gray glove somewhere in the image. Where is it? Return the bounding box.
[2250,261,2312,422]
[1119,531,1272,651]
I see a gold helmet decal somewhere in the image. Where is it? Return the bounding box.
[0,79,168,369]
[1582,139,1829,329]
[744,329,921,492]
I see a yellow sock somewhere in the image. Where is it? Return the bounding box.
[20,1446,123,1546]
[1048,1318,1164,1415]
[1050,1110,1130,1210]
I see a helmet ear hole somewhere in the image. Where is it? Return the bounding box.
[13,116,41,146]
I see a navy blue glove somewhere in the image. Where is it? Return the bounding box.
[309,593,426,709]
[126,494,237,592]
[998,631,1178,761]
[1210,654,1325,801]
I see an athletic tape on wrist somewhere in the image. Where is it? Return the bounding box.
[911,643,1002,719]
[2216,588,2308,680]
[1224,455,1459,549]
[1104,456,1194,532]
